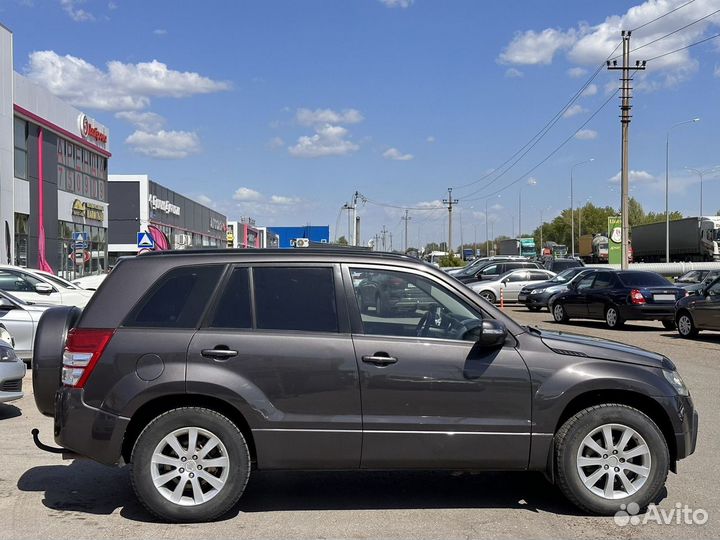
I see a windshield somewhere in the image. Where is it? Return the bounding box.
[549,267,581,283]
[677,270,705,282]
[700,271,720,285]
[618,272,671,287]
[39,273,79,289]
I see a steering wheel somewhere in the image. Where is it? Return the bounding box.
[416,304,462,338]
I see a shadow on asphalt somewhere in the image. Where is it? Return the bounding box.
[0,403,22,420]
[17,461,587,522]
[661,332,720,344]
[543,320,664,333]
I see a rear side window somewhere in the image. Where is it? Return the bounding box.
[618,272,670,287]
[592,272,616,289]
[210,267,252,328]
[253,267,338,332]
[125,265,223,328]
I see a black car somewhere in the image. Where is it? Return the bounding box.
[31,249,697,522]
[543,257,586,273]
[518,267,595,311]
[550,270,686,329]
[675,276,720,338]
[455,260,542,284]
[680,270,720,295]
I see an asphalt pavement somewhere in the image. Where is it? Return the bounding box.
[0,307,717,539]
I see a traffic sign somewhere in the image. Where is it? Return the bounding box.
[72,231,89,250]
[137,231,155,250]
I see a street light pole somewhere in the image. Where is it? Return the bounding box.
[685,166,719,218]
[666,118,700,262]
[570,159,594,257]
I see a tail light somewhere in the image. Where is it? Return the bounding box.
[630,289,646,305]
[61,328,114,388]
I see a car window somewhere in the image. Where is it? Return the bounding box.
[0,270,45,292]
[529,270,551,281]
[576,273,595,290]
[125,265,223,328]
[209,267,252,329]
[350,268,482,341]
[253,267,338,332]
[39,273,78,289]
[479,264,499,276]
[707,279,720,296]
[592,272,615,289]
[505,271,529,282]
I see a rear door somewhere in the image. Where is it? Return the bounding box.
[186,264,362,470]
[501,271,530,301]
[345,265,532,470]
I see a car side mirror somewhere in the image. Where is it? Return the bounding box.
[478,319,507,348]
[35,283,54,295]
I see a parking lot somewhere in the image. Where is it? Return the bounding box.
[0,306,717,539]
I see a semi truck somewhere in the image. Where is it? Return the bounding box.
[631,216,720,262]
[497,238,536,257]
[542,241,568,258]
[579,234,609,263]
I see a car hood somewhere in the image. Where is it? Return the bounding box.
[522,280,566,292]
[534,327,675,370]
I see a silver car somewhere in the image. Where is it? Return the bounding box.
[0,342,25,403]
[0,290,53,361]
[469,268,556,303]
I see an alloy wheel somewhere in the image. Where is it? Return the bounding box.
[678,315,693,337]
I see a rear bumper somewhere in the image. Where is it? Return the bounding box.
[53,388,128,466]
[619,304,675,321]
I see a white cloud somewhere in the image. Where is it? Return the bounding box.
[107,1,118,10]
[426,135,435,143]
[60,0,94,22]
[505,67,524,78]
[562,104,587,118]
[196,194,213,207]
[715,64,720,77]
[498,28,576,65]
[153,29,167,36]
[125,130,201,159]
[582,83,598,96]
[567,67,588,78]
[233,187,263,202]
[296,108,364,126]
[574,129,598,140]
[115,111,165,131]
[267,136,285,149]
[383,147,414,161]
[289,124,359,158]
[609,170,656,183]
[379,0,413,7]
[270,195,301,205]
[25,50,230,111]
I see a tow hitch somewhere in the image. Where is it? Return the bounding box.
[31,428,81,459]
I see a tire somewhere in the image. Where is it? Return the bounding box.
[32,305,82,416]
[479,290,496,303]
[131,407,251,523]
[661,320,675,330]
[604,306,624,329]
[555,404,669,515]
[552,302,569,323]
[676,311,698,338]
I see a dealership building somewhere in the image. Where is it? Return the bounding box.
[108,175,228,263]
[0,24,110,277]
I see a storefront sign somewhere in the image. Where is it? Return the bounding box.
[210,216,226,231]
[77,113,108,144]
[149,195,181,216]
[72,199,105,222]
[608,215,622,265]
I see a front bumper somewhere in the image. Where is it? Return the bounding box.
[619,304,676,321]
[518,291,555,308]
[54,388,129,465]
[655,394,698,461]
[0,360,26,403]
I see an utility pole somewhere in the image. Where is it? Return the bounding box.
[389,232,393,252]
[443,187,458,257]
[401,209,411,253]
[608,31,645,270]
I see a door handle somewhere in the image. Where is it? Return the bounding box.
[201,348,238,359]
[362,354,398,366]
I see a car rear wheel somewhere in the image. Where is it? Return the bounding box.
[676,312,698,338]
[552,302,569,323]
[605,306,624,329]
[555,404,669,515]
[479,290,496,303]
[131,407,250,522]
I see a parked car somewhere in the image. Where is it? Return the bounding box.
[354,270,433,316]
[31,249,697,522]
[70,273,108,291]
[550,270,686,329]
[518,267,595,311]
[0,340,25,404]
[446,256,527,276]
[455,260,541,284]
[0,290,53,361]
[675,275,720,338]
[680,270,720,296]
[0,266,93,308]
[675,269,710,285]
[468,268,556,303]
[542,257,585,273]
[32,270,85,290]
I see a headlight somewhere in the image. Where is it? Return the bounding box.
[0,347,18,363]
[663,369,689,396]
[531,288,546,295]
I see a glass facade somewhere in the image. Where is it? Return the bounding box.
[56,136,108,202]
[57,221,108,280]
[14,117,27,179]
[14,213,28,267]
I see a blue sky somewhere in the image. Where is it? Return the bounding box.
[2,0,720,248]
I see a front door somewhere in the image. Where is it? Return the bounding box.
[564,272,595,318]
[694,278,720,329]
[585,271,617,319]
[501,270,530,301]
[186,264,362,470]
[346,265,532,470]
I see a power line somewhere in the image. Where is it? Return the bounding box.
[360,194,444,211]
[646,31,720,61]
[631,0,697,32]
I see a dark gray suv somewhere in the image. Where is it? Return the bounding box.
[31,249,698,522]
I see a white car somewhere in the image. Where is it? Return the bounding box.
[0,265,94,308]
[0,341,26,403]
[0,290,52,361]
[71,273,108,291]
[469,268,556,303]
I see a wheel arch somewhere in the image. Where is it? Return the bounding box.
[121,394,257,466]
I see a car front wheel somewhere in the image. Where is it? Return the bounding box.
[677,312,698,338]
[605,306,624,329]
[555,404,669,515]
[552,302,569,323]
[131,407,250,522]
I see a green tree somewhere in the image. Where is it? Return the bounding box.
[336,235,349,246]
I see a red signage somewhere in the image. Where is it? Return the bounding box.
[78,114,108,144]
